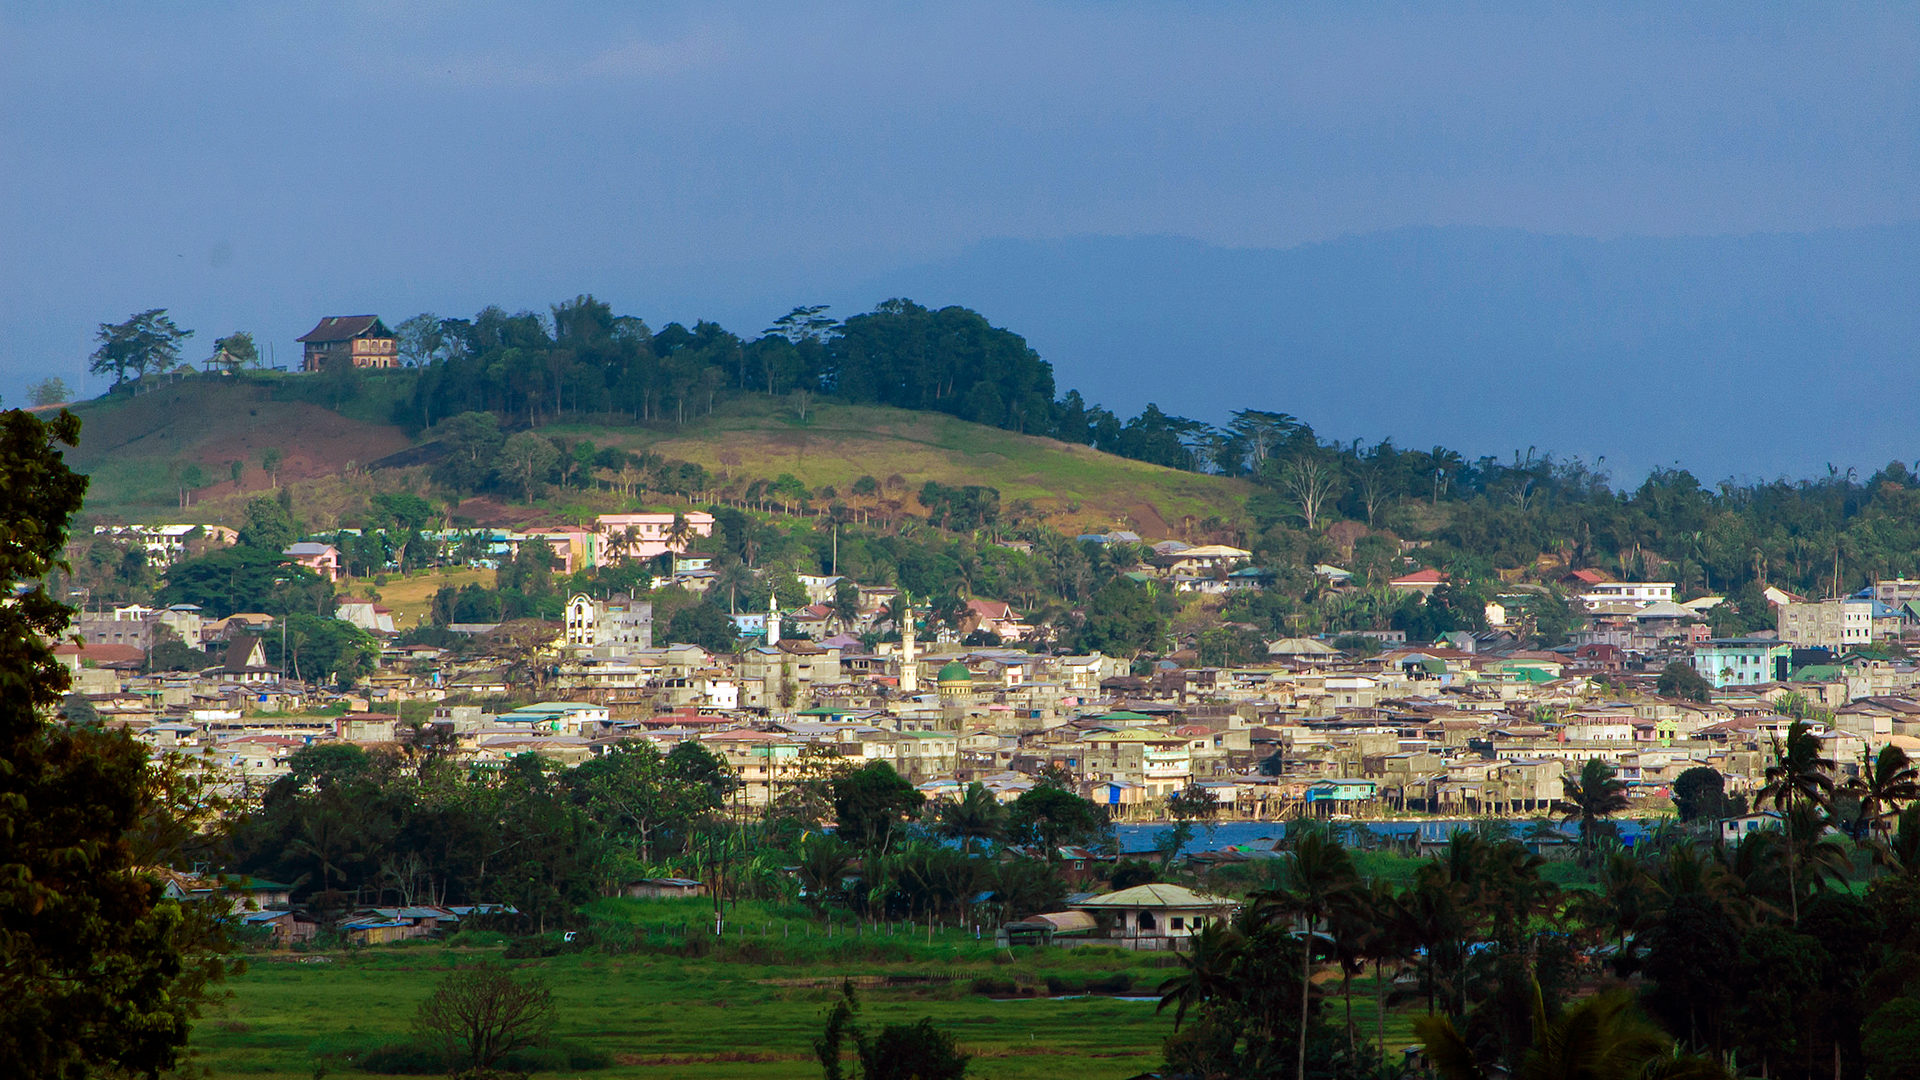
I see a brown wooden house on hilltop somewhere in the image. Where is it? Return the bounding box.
[298,315,397,372]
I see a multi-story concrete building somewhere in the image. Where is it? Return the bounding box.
[564,593,653,656]
[1776,598,1876,650]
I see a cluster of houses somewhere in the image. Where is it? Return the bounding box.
[62,533,1920,833]
[72,510,1920,855]
[70,516,1920,951]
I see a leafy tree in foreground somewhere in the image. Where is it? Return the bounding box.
[1671,766,1729,823]
[0,407,230,1076]
[158,545,329,618]
[413,963,556,1076]
[1257,828,1359,1080]
[1005,783,1111,854]
[830,761,925,853]
[1160,782,1220,867]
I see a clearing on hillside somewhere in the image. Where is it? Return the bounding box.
[64,378,1253,535]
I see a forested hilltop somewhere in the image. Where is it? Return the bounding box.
[69,293,1920,645]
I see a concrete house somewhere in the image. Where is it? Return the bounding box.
[1073,883,1238,950]
[297,315,398,372]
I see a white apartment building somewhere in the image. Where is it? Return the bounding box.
[1579,582,1676,608]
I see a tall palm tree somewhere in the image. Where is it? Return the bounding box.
[1557,758,1631,856]
[1156,919,1242,1032]
[1362,880,1412,1056]
[1255,828,1359,1080]
[934,782,1006,855]
[664,511,696,553]
[1756,718,1835,921]
[1871,803,1920,879]
[1850,743,1919,846]
[1571,844,1653,965]
[609,524,639,563]
[1326,877,1386,1055]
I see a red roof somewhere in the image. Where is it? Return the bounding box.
[968,599,1017,620]
[1390,568,1448,585]
[297,315,391,343]
[53,642,147,665]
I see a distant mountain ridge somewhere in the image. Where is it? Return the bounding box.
[849,224,1920,483]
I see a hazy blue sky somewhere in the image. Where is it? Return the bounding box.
[3,3,1914,474]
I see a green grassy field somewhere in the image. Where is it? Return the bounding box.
[187,897,1427,1079]
[553,396,1253,536]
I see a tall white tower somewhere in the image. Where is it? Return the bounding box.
[766,591,781,647]
[898,592,917,694]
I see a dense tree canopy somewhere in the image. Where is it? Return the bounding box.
[0,408,229,1076]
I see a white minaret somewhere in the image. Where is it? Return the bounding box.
[765,590,781,647]
[899,592,917,694]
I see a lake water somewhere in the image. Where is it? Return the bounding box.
[1114,818,1661,858]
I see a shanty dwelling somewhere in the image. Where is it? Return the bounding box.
[341,918,415,945]
[1072,883,1239,950]
[622,877,708,899]
[1000,910,1098,947]
[239,909,319,947]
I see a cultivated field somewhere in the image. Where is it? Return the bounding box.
[188,897,1429,1079]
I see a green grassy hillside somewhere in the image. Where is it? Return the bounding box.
[62,375,1252,534]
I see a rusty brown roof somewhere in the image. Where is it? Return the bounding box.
[297,315,390,343]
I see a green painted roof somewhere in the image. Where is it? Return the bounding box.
[936,660,973,682]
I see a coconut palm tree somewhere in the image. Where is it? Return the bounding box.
[665,511,696,553]
[1557,758,1632,857]
[1156,919,1242,1032]
[1570,844,1654,965]
[1872,803,1920,879]
[1756,718,1835,921]
[934,783,1006,855]
[1254,827,1359,1080]
[1417,981,1731,1080]
[796,834,851,914]
[1850,743,1919,846]
[1325,876,1385,1054]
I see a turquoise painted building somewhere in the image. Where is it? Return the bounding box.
[1689,638,1791,689]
